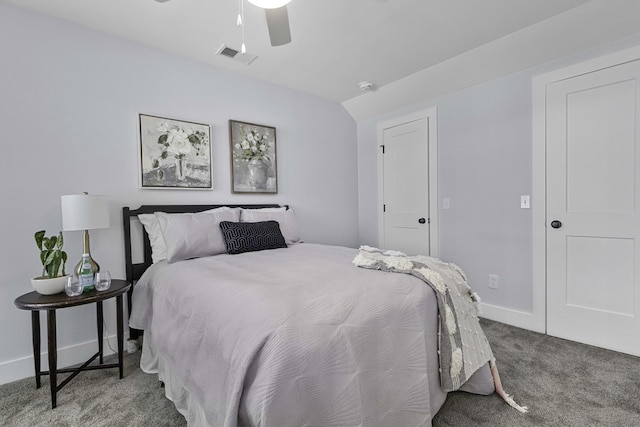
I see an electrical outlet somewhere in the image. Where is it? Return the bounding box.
[521,195,530,209]
[489,274,499,290]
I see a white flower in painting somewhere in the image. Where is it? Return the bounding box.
[235,143,241,149]
[167,138,192,157]
[235,126,272,161]
[166,129,192,157]
[157,122,171,133]
[151,121,208,168]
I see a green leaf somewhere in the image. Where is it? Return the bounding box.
[49,257,61,278]
[43,237,55,250]
[158,134,168,145]
[57,232,64,249]
[44,250,56,266]
[61,251,67,276]
[35,230,45,250]
[160,151,168,159]
[188,134,199,144]
[40,250,48,266]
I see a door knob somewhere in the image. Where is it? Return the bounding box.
[418,218,426,224]
[550,220,562,229]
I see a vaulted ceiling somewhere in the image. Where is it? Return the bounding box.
[6,0,640,120]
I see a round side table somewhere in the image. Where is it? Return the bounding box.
[15,279,131,409]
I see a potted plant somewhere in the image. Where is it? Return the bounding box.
[31,230,69,295]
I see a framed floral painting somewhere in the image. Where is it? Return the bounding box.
[138,114,212,189]
[229,120,278,194]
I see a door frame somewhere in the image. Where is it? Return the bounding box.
[376,107,439,257]
[532,45,640,334]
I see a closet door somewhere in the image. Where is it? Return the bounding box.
[546,59,640,356]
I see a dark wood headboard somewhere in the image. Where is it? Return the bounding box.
[122,204,284,284]
[122,204,284,338]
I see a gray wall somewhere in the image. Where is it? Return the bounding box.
[357,33,640,319]
[0,3,357,384]
[357,73,532,313]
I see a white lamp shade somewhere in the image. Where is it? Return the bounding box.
[247,0,291,9]
[61,194,110,231]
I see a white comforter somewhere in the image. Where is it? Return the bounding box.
[129,243,493,427]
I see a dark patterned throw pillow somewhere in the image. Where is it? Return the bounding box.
[219,220,287,255]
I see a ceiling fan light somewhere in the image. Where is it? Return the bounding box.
[247,0,291,9]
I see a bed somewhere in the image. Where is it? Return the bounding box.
[123,204,495,427]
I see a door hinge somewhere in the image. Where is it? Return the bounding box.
[428,218,431,224]
[380,144,385,154]
[383,204,386,212]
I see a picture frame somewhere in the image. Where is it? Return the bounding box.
[229,120,278,194]
[138,114,212,189]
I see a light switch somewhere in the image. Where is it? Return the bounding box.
[521,195,530,209]
[442,198,450,210]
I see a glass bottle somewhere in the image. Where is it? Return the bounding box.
[78,253,95,292]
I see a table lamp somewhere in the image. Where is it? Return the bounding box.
[61,192,110,276]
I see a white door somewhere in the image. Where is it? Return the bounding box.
[381,118,431,256]
[546,59,640,356]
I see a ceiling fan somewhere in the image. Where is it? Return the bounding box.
[255,0,292,47]
[154,0,292,47]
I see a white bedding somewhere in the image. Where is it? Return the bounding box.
[130,243,494,426]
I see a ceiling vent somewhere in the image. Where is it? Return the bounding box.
[216,44,258,65]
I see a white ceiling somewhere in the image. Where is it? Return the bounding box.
[5,0,640,120]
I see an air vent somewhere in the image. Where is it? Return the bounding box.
[215,44,258,65]
[219,46,239,58]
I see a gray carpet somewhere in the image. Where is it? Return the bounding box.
[1,320,638,426]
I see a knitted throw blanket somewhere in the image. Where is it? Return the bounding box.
[353,246,493,391]
[353,246,528,413]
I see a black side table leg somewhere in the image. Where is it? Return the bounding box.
[31,311,41,389]
[116,294,124,378]
[47,309,57,409]
[97,301,104,364]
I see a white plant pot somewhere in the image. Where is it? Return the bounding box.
[31,275,69,295]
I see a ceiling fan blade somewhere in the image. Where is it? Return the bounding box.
[265,6,291,46]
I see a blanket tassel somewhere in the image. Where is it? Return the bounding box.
[490,361,528,414]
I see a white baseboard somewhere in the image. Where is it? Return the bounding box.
[0,333,125,386]
[480,302,542,333]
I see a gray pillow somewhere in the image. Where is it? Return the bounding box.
[156,208,240,263]
[138,213,167,264]
[240,207,301,245]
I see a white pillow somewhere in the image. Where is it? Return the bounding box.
[138,213,167,264]
[156,207,241,264]
[240,207,300,245]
